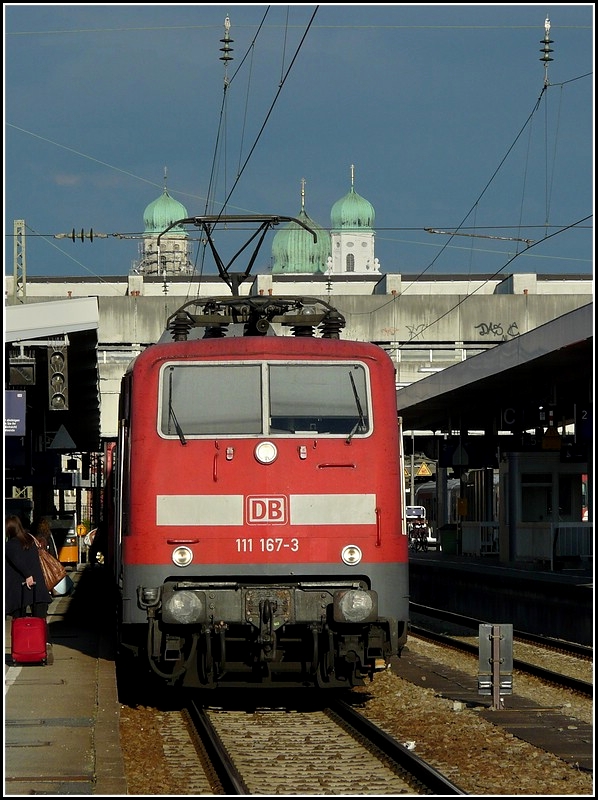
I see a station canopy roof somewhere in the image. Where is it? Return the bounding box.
[396,303,593,434]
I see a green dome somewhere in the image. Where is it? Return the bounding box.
[271,208,331,274]
[331,186,375,231]
[143,188,188,236]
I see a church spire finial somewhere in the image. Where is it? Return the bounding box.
[350,163,355,190]
[301,177,306,211]
[163,166,168,192]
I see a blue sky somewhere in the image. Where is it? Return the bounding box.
[4,4,594,279]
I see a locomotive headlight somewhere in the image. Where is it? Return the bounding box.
[162,590,204,625]
[172,546,193,567]
[341,544,362,565]
[255,441,278,464]
[333,589,378,623]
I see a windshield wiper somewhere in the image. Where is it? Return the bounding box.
[346,370,366,443]
[168,369,187,446]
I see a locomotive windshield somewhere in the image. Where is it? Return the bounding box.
[159,361,370,437]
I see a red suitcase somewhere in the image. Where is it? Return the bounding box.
[11,616,48,666]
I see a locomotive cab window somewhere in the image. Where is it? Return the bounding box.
[160,364,263,435]
[269,363,369,435]
[158,361,370,438]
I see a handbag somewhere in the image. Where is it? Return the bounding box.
[31,536,67,590]
[53,574,74,597]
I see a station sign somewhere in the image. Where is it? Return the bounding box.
[5,390,26,436]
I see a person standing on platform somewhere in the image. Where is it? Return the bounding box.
[5,514,52,621]
[32,515,58,558]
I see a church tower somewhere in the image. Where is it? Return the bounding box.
[132,171,192,276]
[271,179,331,274]
[329,165,380,274]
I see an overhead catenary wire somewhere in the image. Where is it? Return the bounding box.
[380,18,592,344]
[187,8,317,298]
[216,6,320,218]
[393,214,592,347]
[6,16,591,290]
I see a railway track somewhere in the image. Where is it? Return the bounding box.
[119,659,593,793]
[182,696,467,795]
[410,602,593,659]
[119,604,592,794]
[409,603,593,697]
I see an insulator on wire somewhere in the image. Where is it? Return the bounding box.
[55,228,104,241]
[69,228,95,242]
[220,43,233,60]
[539,16,554,64]
[320,310,345,340]
[539,46,553,63]
[219,14,233,64]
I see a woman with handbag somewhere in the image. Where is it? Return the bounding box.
[33,515,73,597]
[5,515,52,622]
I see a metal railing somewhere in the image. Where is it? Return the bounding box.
[516,522,593,570]
[461,521,499,556]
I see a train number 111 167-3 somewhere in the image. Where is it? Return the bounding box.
[236,538,299,553]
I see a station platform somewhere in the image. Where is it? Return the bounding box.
[409,549,593,645]
[410,547,593,580]
[4,565,127,795]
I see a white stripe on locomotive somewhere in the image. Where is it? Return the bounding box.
[156,494,376,526]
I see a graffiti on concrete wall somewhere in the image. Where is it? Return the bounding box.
[474,321,520,338]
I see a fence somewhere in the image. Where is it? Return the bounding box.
[516,522,593,570]
[461,521,499,556]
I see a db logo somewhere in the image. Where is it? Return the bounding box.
[247,496,287,524]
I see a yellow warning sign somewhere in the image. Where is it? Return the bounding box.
[77,524,88,537]
[416,462,432,477]
[542,427,561,451]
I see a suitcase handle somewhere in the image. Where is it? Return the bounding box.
[20,581,34,616]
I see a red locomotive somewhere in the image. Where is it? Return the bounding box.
[111,216,409,689]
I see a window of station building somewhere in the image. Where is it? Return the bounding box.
[345,254,355,272]
[521,473,553,522]
[430,348,461,364]
[555,474,574,520]
[399,349,430,363]
[466,348,486,358]
[397,347,463,364]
